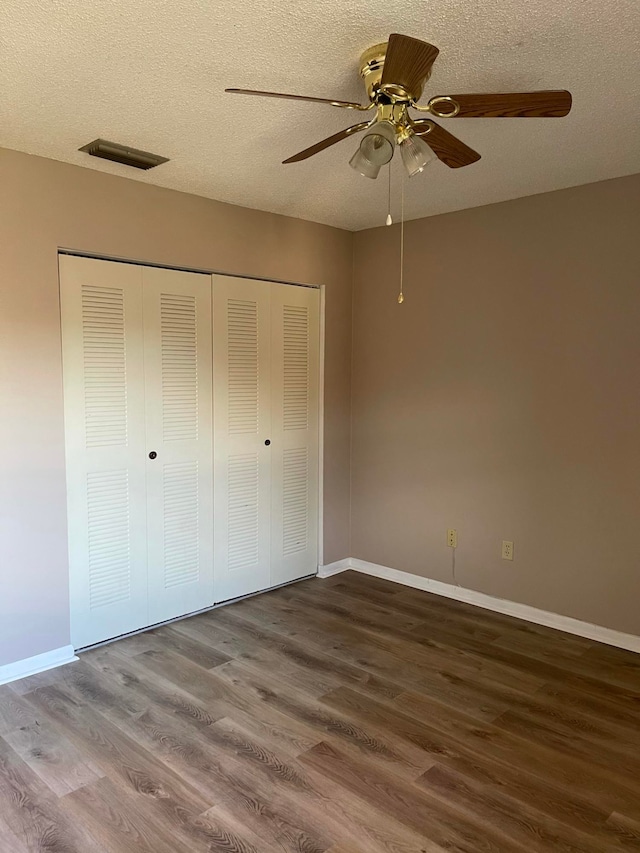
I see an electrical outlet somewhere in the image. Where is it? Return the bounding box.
[502,540,514,561]
[447,529,457,548]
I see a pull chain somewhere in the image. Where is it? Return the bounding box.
[397,172,405,304]
[386,163,392,226]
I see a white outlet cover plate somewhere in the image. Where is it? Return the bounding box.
[502,540,514,560]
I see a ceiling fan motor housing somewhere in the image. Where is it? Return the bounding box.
[359,43,388,99]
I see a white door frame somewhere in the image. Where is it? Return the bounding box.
[317,284,326,570]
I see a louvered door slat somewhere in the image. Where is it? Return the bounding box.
[163,461,200,589]
[227,453,260,571]
[86,469,131,608]
[228,299,259,436]
[82,285,128,448]
[282,448,309,555]
[161,293,198,443]
[283,305,310,431]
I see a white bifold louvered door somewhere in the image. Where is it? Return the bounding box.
[60,255,213,649]
[269,283,319,586]
[141,266,213,626]
[212,276,272,601]
[213,275,319,602]
[60,256,148,649]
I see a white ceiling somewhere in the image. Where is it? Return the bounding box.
[1,0,639,231]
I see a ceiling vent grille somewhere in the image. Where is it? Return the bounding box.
[79,139,169,170]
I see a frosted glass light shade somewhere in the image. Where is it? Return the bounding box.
[400,131,435,177]
[359,121,395,166]
[349,120,396,179]
[349,147,383,178]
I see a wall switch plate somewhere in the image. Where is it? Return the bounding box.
[447,529,457,548]
[502,540,514,561]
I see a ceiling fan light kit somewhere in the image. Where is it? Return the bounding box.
[226,32,572,176]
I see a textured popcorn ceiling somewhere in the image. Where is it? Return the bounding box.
[1,0,639,230]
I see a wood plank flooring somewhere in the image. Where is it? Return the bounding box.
[1,569,640,852]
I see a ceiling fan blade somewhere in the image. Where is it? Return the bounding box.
[428,90,572,118]
[413,120,481,168]
[225,88,367,110]
[380,34,439,100]
[283,122,371,163]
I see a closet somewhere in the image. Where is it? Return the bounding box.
[59,255,320,650]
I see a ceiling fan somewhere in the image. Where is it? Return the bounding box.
[226,33,572,178]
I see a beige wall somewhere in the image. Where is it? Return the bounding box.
[2,144,639,668]
[352,174,640,636]
[0,147,353,666]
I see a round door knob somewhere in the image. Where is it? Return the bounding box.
[264,440,271,446]
[148,451,157,459]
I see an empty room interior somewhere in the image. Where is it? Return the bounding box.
[1,0,640,850]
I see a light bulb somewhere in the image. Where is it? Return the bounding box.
[386,213,393,226]
[400,131,435,177]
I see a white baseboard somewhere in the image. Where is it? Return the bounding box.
[0,645,78,687]
[317,558,352,579]
[318,557,640,654]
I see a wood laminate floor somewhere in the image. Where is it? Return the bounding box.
[1,570,640,852]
